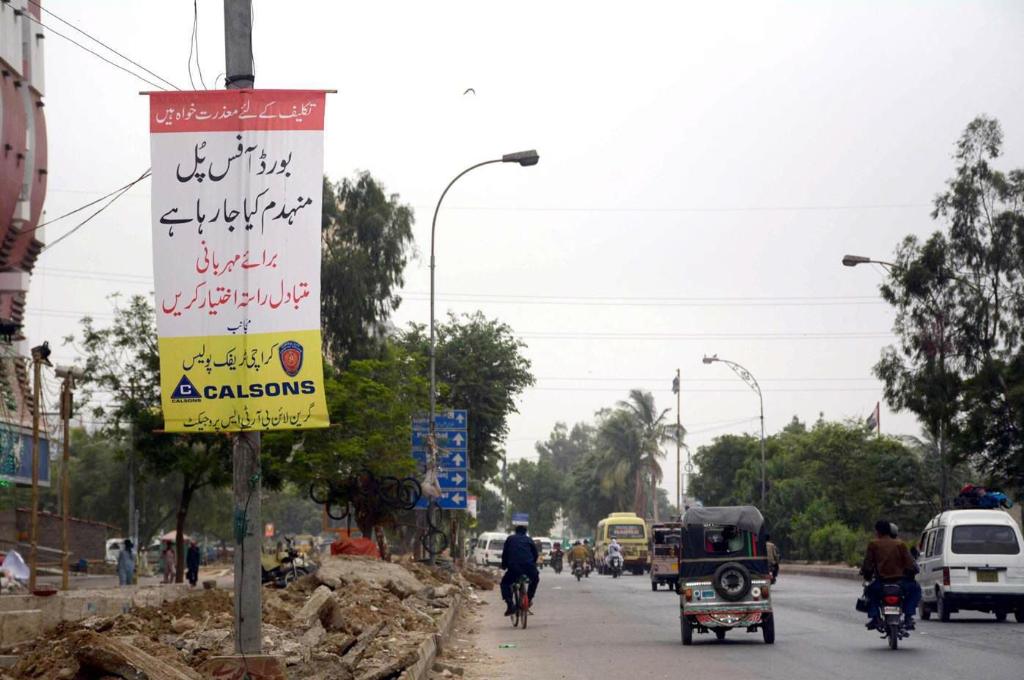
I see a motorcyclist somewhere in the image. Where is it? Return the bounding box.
[605,538,624,570]
[583,539,596,570]
[568,540,588,571]
[550,542,564,569]
[860,519,922,630]
[500,525,540,617]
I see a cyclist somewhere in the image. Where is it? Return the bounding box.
[501,524,539,617]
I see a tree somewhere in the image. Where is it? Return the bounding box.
[617,389,672,520]
[876,116,1024,498]
[268,346,429,535]
[400,313,534,482]
[535,422,595,475]
[506,458,563,536]
[474,485,504,533]
[321,172,415,364]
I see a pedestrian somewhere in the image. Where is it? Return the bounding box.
[162,541,176,584]
[186,540,201,587]
[765,534,780,583]
[116,539,136,586]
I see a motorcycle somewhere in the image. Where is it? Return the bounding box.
[608,554,623,578]
[859,582,910,649]
[261,536,314,588]
[573,560,585,582]
[551,552,563,574]
[584,560,592,578]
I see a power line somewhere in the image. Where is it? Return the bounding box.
[405,291,878,303]
[528,386,884,393]
[20,13,170,91]
[410,294,884,309]
[536,376,881,383]
[519,331,893,341]
[423,202,929,214]
[41,171,152,253]
[25,0,181,90]
[28,171,152,234]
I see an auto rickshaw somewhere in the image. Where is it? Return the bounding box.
[678,505,775,645]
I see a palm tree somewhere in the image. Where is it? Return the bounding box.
[617,389,673,520]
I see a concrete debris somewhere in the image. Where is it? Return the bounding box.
[8,556,484,680]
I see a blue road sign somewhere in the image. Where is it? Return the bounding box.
[436,468,468,488]
[512,512,529,525]
[411,429,467,450]
[416,489,469,510]
[412,410,468,431]
[412,449,468,469]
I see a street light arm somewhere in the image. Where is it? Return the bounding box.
[713,357,763,400]
[430,159,503,262]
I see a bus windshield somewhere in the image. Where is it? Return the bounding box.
[609,524,645,539]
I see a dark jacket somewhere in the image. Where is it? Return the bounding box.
[501,533,538,570]
[861,536,917,580]
[186,545,201,571]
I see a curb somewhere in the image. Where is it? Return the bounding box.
[402,595,463,680]
[781,564,861,581]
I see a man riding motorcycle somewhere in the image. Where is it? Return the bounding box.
[605,538,624,570]
[583,539,596,570]
[568,540,588,569]
[861,519,922,630]
[501,525,540,617]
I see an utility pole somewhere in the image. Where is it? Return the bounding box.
[224,0,261,656]
[57,366,82,590]
[28,342,51,592]
[673,369,681,516]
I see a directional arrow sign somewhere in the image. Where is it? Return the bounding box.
[416,489,468,510]
[412,449,467,469]
[437,469,467,488]
[412,410,468,431]
[411,429,468,450]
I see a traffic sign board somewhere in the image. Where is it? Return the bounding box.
[412,410,468,431]
[412,449,467,469]
[416,489,468,510]
[411,429,467,450]
[437,468,468,488]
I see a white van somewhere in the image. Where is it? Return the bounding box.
[917,509,1024,622]
[534,537,553,567]
[473,531,509,567]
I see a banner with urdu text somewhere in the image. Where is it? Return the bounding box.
[148,90,329,432]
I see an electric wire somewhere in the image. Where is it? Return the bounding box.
[19,13,169,91]
[193,0,207,89]
[41,171,152,253]
[25,0,181,91]
[26,171,152,235]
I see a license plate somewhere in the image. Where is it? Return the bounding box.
[883,607,901,615]
[976,570,998,583]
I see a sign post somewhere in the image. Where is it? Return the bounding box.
[413,410,469,511]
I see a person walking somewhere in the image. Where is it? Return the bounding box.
[162,542,176,584]
[765,534,780,583]
[116,539,136,586]
[186,540,201,587]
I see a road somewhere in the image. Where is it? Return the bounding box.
[468,569,1024,680]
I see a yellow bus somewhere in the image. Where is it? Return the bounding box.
[596,512,649,575]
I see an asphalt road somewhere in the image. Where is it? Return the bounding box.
[470,569,1024,680]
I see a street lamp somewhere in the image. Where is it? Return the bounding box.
[427,150,540,558]
[702,354,766,507]
[842,254,895,269]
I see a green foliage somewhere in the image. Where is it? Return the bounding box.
[474,485,504,533]
[808,521,868,566]
[535,422,595,475]
[877,116,1024,498]
[321,173,415,364]
[400,313,534,481]
[506,458,563,535]
[690,418,932,562]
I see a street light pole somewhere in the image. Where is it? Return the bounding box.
[702,355,766,507]
[427,150,539,563]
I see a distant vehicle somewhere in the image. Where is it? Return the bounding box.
[917,509,1024,622]
[650,522,682,591]
[473,532,509,567]
[105,538,125,564]
[678,506,774,645]
[533,537,553,568]
[596,513,648,575]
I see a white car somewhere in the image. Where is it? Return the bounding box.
[917,509,1024,622]
[472,532,509,567]
[105,538,126,564]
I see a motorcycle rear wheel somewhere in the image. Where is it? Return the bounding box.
[681,616,693,646]
[887,623,899,650]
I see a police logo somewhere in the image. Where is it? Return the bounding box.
[279,341,304,377]
[171,375,202,403]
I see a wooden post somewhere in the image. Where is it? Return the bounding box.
[60,371,74,590]
[28,352,41,592]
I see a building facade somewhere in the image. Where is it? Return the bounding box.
[0,0,48,488]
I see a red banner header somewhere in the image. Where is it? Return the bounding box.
[150,90,326,133]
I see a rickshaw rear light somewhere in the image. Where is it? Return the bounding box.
[943,567,950,586]
[761,585,769,598]
[751,587,762,600]
[684,588,693,601]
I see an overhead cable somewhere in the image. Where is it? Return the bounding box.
[41,170,152,253]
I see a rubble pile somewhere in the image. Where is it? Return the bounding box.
[6,556,489,680]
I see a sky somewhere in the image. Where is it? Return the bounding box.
[25,0,1024,505]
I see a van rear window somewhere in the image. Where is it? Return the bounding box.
[488,539,505,551]
[951,525,1020,555]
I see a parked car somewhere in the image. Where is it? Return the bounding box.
[105,538,126,564]
[917,508,1024,622]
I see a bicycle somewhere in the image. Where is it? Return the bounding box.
[510,574,530,629]
[309,471,423,520]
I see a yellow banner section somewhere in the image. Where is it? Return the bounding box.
[159,329,329,432]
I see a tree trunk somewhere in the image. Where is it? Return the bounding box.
[633,469,645,517]
[175,480,195,584]
[651,470,659,523]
